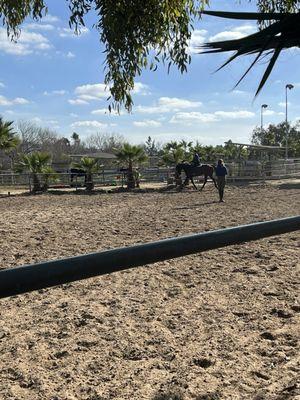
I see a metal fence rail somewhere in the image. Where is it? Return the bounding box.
[0,216,299,299]
[1,161,300,189]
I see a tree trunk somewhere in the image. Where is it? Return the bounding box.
[32,173,41,193]
[127,161,135,189]
[85,173,94,191]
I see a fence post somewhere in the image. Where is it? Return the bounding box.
[28,174,32,193]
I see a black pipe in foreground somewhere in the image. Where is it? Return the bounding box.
[0,216,299,299]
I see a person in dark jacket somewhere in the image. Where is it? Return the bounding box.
[215,159,228,202]
[191,151,201,167]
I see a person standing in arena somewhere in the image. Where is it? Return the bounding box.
[216,159,228,202]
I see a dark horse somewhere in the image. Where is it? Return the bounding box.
[175,163,218,190]
[69,168,87,184]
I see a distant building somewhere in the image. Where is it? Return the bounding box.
[52,151,117,172]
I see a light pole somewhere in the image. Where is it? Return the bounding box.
[285,84,294,160]
[261,104,268,131]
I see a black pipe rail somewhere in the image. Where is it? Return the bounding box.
[0,216,299,299]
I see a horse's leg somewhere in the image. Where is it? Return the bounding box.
[211,174,218,189]
[184,176,189,186]
[191,176,197,190]
[200,175,208,190]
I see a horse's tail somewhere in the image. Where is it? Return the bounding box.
[212,164,217,176]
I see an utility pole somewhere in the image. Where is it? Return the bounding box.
[285,84,294,160]
[261,104,268,131]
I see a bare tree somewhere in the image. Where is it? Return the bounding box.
[17,121,41,154]
[85,132,125,153]
[17,121,72,162]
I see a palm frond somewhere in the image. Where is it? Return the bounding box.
[200,11,300,95]
[201,10,288,20]
[254,45,282,96]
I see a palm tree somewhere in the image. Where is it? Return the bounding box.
[179,139,193,159]
[0,118,19,150]
[17,152,53,193]
[71,131,81,154]
[73,157,101,191]
[0,117,20,157]
[115,143,147,189]
[0,118,20,180]
[161,142,185,166]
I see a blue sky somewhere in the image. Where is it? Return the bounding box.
[0,0,299,146]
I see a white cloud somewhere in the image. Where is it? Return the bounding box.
[210,31,244,41]
[133,120,162,128]
[0,27,51,55]
[0,95,29,106]
[44,89,67,96]
[278,102,290,107]
[214,110,255,119]
[29,117,60,130]
[68,98,89,105]
[160,97,202,108]
[263,110,275,116]
[25,23,55,31]
[43,15,60,23]
[233,25,256,34]
[13,97,30,105]
[132,82,150,95]
[55,50,76,58]
[18,30,50,44]
[231,90,250,96]
[292,117,300,124]
[36,42,52,50]
[91,108,124,116]
[75,83,107,100]
[70,113,78,118]
[66,51,75,58]
[188,29,207,54]
[169,109,255,126]
[262,110,284,117]
[136,97,202,114]
[91,108,111,115]
[70,81,148,106]
[170,112,217,125]
[0,82,5,88]
[31,117,42,124]
[0,95,11,106]
[69,83,108,105]
[71,120,108,129]
[288,47,300,54]
[59,27,89,38]
[209,24,256,42]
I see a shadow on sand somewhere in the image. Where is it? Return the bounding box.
[277,181,300,190]
[173,201,219,210]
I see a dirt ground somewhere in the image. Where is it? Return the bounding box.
[0,181,299,400]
